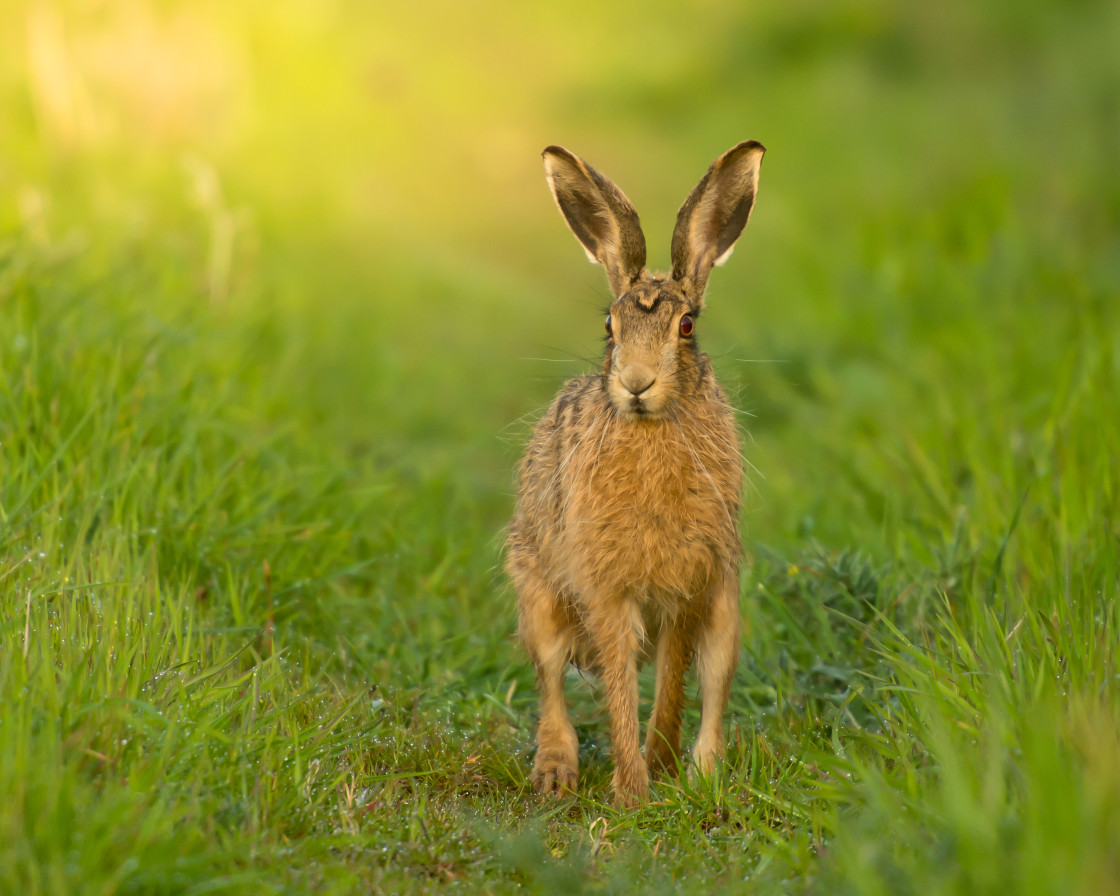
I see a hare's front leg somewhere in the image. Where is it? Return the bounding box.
[644,615,699,779]
[692,568,742,774]
[587,598,647,807]
[517,567,579,795]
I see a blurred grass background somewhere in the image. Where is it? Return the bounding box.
[2,0,1119,892]
[4,0,1117,537]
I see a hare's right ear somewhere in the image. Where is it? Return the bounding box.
[543,146,647,298]
[671,141,765,307]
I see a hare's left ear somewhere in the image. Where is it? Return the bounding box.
[670,141,765,307]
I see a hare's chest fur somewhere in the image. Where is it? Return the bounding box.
[521,378,742,607]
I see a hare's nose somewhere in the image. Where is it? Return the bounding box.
[620,364,656,396]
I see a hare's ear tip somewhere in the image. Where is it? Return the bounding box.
[542,145,577,175]
[731,140,766,157]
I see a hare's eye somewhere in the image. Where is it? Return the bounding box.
[605,314,613,336]
[679,315,695,338]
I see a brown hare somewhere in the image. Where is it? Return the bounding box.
[507,141,765,807]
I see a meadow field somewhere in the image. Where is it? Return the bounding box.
[1,0,1118,892]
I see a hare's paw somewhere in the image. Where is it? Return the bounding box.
[611,757,650,809]
[530,754,578,795]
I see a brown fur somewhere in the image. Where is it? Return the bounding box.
[508,142,765,807]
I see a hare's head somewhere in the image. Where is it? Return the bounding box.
[543,142,764,420]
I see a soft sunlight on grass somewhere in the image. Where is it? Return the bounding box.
[2,0,1118,892]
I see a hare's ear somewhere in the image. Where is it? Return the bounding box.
[670,141,765,307]
[543,146,647,298]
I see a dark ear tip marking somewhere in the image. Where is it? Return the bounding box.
[727,140,766,160]
[542,145,574,162]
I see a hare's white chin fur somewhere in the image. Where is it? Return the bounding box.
[509,141,764,807]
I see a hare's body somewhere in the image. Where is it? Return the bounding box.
[509,347,741,630]
[508,143,764,806]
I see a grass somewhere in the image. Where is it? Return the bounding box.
[2,0,1119,892]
